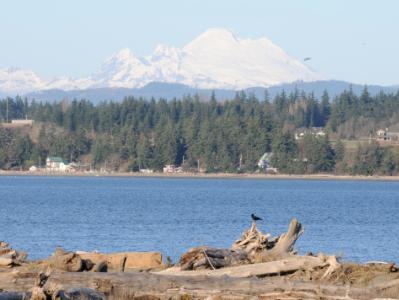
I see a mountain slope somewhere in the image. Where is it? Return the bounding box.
[0,28,322,95]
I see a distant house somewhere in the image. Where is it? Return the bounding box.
[11,119,34,126]
[163,164,182,173]
[376,128,399,141]
[1,119,34,128]
[46,156,73,172]
[295,127,326,140]
[29,165,38,172]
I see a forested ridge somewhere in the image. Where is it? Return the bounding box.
[1,87,399,175]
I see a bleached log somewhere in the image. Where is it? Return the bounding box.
[0,269,383,299]
[0,257,13,267]
[161,255,336,278]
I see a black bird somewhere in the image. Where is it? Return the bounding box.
[303,57,312,61]
[251,213,262,221]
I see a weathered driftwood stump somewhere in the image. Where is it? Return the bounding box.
[232,218,304,262]
[179,218,304,270]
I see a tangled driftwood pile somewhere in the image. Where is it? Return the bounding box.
[179,218,307,270]
[166,219,341,280]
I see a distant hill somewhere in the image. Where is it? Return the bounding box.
[23,80,398,103]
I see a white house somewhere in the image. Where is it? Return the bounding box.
[295,127,326,140]
[46,156,73,172]
[163,165,182,173]
[376,128,399,141]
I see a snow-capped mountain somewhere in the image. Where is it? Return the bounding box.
[0,28,323,95]
[0,68,46,94]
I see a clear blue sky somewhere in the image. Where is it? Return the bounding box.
[1,0,398,85]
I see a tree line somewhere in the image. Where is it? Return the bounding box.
[1,87,399,175]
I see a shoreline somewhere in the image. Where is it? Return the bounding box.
[2,170,399,181]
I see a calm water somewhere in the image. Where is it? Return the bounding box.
[0,176,398,263]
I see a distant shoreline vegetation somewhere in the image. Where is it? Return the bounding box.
[1,87,399,176]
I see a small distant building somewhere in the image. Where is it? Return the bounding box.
[11,119,34,126]
[376,128,399,141]
[295,127,326,140]
[258,152,277,173]
[163,164,182,173]
[29,165,38,172]
[1,119,34,128]
[139,168,154,174]
[46,156,73,172]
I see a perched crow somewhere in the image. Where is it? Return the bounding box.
[251,213,262,221]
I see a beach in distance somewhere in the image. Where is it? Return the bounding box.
[4,169,399,181]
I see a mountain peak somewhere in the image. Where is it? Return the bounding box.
[0,28,323,94]
[198,28,238,40]
[110,48,136,61]
[185,28,239,51]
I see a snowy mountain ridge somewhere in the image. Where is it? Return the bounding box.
[0,28,322,95]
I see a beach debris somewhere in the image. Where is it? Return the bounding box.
[161,254,341,278]
[178,218,304,271]
[232,218,304,262]
[0,241,27,268]
[42,248,163,273]
[48,247,85,272]
[179,247,249,270]
[76,251,163,271]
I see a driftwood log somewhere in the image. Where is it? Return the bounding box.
[179,247,249,270]
[48,247,84,272]
[0,268,398,299]
[0,241,27,268]
[43,247,109,273]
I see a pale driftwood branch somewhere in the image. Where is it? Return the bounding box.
[320,254,340,279]
[202,248,216,270]
[160,255,337,278]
